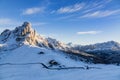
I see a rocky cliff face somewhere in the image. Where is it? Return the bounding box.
[13,22,38,45]
[0,22,46,50]
[0,22,69,50]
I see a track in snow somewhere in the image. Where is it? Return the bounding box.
[0,62,101,70]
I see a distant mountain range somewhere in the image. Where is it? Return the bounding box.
[73,41,120,51]
[0,22,120,64]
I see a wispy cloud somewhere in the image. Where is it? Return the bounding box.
[22,7,44,15]
[0,18,23,26]
[84,0,112,13]
[81,10,120,18]
[77,31,102,35]
[0,18,13,24]
[32,22,46,26]
[54,3,84,14]
[0,18,46,33]
[0,18,15,33]
[51,0,116,20]
[0,18,46,27]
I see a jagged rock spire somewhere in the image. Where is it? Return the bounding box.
[14,22,38,45]
[21,22,32,35]
[0,22,37,45]
[13,22,32,36]
[0,22,68,50]
[22,22,31,27]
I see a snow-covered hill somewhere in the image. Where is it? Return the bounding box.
[0,22,120,80]
[0,45,120,80]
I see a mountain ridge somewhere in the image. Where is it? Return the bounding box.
[0,22,120,64]
[0,22,120,49]
[72,40,120,51]
[0,22,69,50]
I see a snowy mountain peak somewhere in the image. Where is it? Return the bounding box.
[73,40,120,52]
[14,22,34,37]
[10,22,39,46]
[20,22,33,35]
[92,41,120,50]
[105,41,120,46]
[0,22,69,51]
[0,22,41,51]
[22,22,31,27]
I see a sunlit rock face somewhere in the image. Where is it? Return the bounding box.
[14,22,38,45]
[0,22,42,45]
[0,22,68,50]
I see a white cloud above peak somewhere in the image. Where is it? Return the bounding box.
[0,18,12,24]
[22,7,44,15]
[77,31,102,35]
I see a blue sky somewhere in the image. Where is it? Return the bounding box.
[0,0,120,45]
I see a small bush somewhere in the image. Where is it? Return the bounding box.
[16,38,22,41]
[38,51,44,54]
[49,60,60,66]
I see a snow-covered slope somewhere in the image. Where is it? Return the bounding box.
[0,44,120,80]
[0,45,84,67]
[0,22,120,80]
[0,45,120,80]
